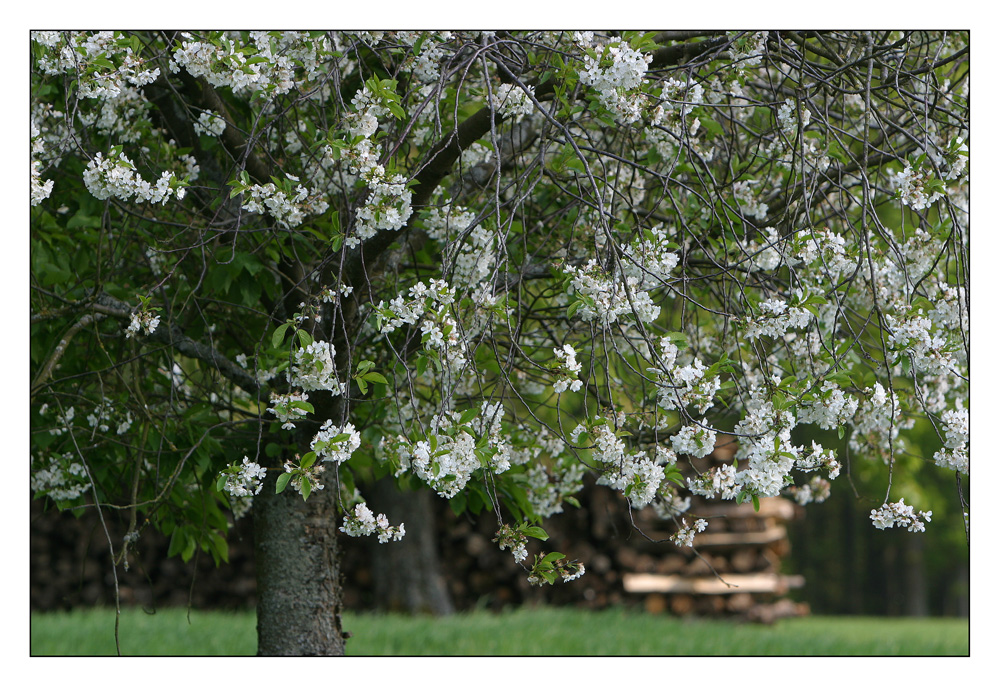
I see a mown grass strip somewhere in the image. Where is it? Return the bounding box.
[30,607,969,656]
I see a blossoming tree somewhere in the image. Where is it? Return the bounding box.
[30,30,969,654]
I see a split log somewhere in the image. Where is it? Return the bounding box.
[623,572,805,595]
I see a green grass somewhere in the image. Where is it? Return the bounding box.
[30,607,969,656]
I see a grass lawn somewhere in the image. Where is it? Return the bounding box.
[30,606,969,656]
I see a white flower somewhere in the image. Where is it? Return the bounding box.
[193,110,227,137]
[221,457,267,498]
[340,502,405,542]
[125,310,159,338]
[311,420,361,464]
[870,498,932,533]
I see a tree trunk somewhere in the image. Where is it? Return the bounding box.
[253,468,346,655]
[368,477,454,615]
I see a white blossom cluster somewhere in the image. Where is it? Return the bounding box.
[688,462,740,500]
[870,499,932,533]
[86,399,133,435]
[791,227,852,282]
[730,389,801,498]
[346,85,388,140]
[338,85,414,249]
[563,259,661,325]
[777,98,810,138]
[671,424,717,459]
[310,420,362,465]
[793,441,842,480]
[646,77,706,161]
[590,423,665,509]
[73,82,153,145]
[241,177,329,229]
[849,383,906,459]
[282,458,326,495]
[351,169,413,246]
[222,457,267,498]
[552,344,583,394]
[620,224,680,286]
[267,391,310,430]
[406,419,499,499]
[786,475,832,506]
[423,206,497,290]
[33,31,160,100]
[340,503,405,543]
[932,405,969,474]
[193,110,227,137]
[84,151,181,205]
[727,31,768,70]
[885,311,957,375]
[400,32,450,83]
[652,338,721,415]
[287,341,344,393]
[797,381,859,430]
[578,38,652,124]
[888,163,943,210]
[743,297,811,341]
[378,279,454,332]
[379,401,511,499]
[491,83,535,120]
[125,310,160,338]
[31,122,54,206]
[523,460,587,518]
[171,32,306,96]
[745,226,784,272]
[377,280,469,373]
[30,453,90,502]
[494,524,529,564]
[670,518,708,547]
[733,179,769,222]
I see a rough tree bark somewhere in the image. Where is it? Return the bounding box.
[254,467,347,656]
[367,477,454,615]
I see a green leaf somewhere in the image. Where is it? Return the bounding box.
[300,452,317,470]
[289,401,315,414]
[167,530,186,558]
[363,371,388,385]
[459,407,481,425]
[216,475,228,492]
[522,525,549,541]
[272,323,291,348]
[181,537,197,563]
[276,472,292,494]
[301,475,311,501]
[567,299,583,319]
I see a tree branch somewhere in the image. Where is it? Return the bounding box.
[91,292,267,395]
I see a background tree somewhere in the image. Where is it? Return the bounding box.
[30,29,969,655]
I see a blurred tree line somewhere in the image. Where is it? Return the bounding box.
[785,419,969,617]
